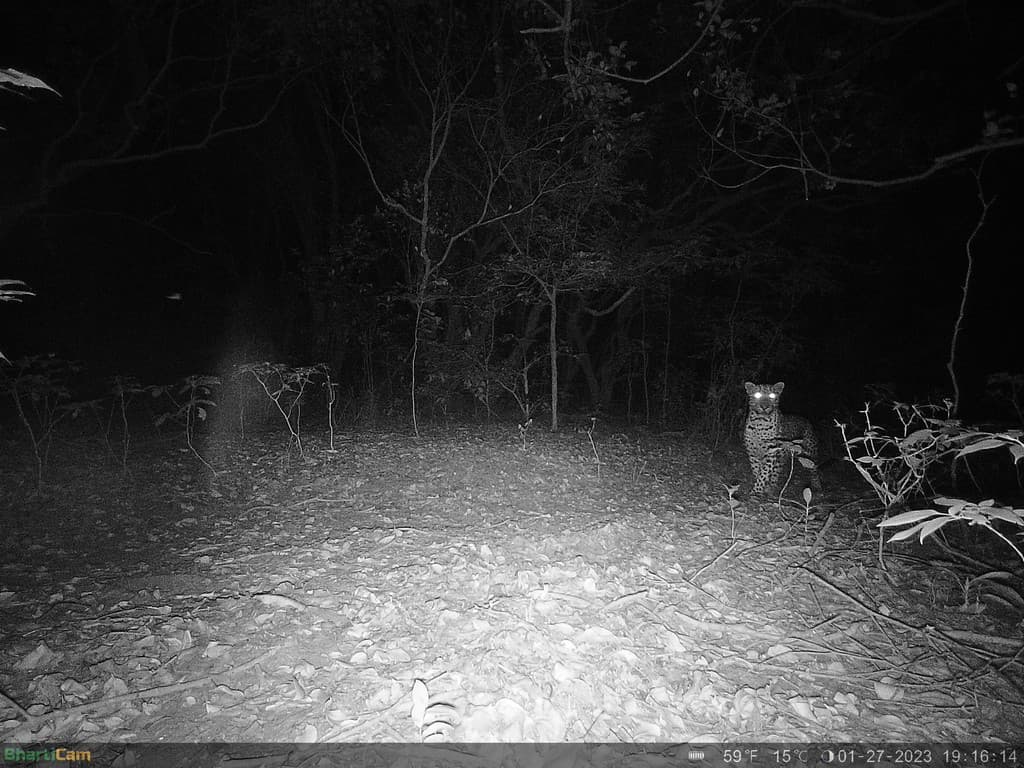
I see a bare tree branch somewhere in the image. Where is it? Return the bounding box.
[519,0,572,35]
[56,74,294,179]
[7,1,297,228]
[791,0,960,26]
[589,0,724,86]
[582,287,636,317]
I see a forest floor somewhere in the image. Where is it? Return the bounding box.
[0,422,1021,764]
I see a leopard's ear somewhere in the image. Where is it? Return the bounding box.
[744,382,756,394]
[772,382,785,394]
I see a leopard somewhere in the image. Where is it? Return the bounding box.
[743,381,822,496]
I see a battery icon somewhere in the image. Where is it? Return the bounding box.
[688,751,706,761]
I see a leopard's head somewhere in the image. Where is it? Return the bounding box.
[744,381,785,415]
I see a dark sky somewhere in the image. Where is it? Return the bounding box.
[1,0,1021,418]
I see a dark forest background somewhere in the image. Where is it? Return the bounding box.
[2,0,1022,434]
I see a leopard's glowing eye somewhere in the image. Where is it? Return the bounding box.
[769,394,777,399]
[754,393,762,399]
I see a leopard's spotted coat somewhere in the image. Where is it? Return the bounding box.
[743,381,822,495]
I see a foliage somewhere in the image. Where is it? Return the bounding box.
[0,68,59,128]
[769,435,819,507]
[148,376,221,472]
[880,497,1024,566]
[837,400,963,510]
[1,66,49,358]
[839,395,1024,579]
[0,279,34,302]
[234,362,332,456]
[0,359,349,485]
[334,0,655,433]
[0,280,34,363]
[5,1,1020,439]
[0,355,82,489]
